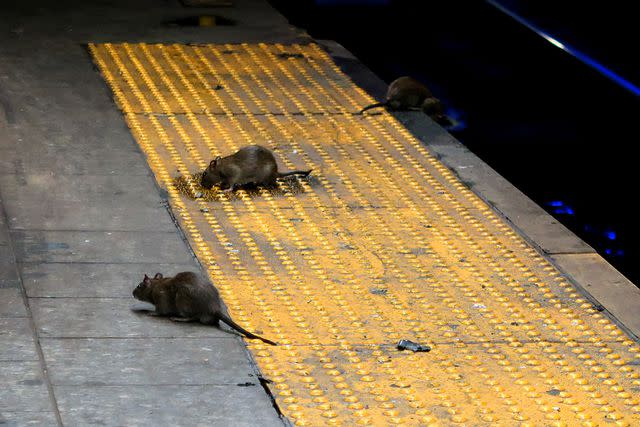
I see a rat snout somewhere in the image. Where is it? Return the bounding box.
[200,170,213,189]
[132,285,144,300]
[200,169,219,190]
[200,177,213,190]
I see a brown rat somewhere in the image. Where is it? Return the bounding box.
[200,145,311,191]
[133,272,277,346]
[359,76,451,125]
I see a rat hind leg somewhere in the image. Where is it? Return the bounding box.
[199,314,220,326]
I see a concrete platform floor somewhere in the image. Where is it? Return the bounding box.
[1,0,639,426]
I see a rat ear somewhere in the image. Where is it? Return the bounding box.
[154,273,163,279]
[212,156,221,167]
[143,274,151,284]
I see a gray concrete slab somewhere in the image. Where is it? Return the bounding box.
[0,361,54,412]
[21,262,198,298]
[0,88,151,152]
[30,298,233,338]
[550,253,640,338]
[0,411,58,426]
[0,1,307,53]
[0,144,150,178]
[41,337,257,386]
[0,66,156,177]
[0,317,38,361]
[54,384,283,427]
[0,288,27,317]
[0,245,20,288]
[0,124,150,177]
[0,44,104,89]
[0,174,175,231]
[0,230,8,245]
[0,244,16,264]
[0,222,9,244]
[11,230,194,264]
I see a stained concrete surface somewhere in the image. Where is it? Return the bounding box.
[30,298,235,338]
[0,174,176,231]
[0,362,54,413]
[41,337,259,386]
[10,230,196,264]
[0,289,27,316]
[54,385,283,427]
[0,318,38,361]
[0,244,20,288]
[0,411,59,427]
[21,262,198,298]
[0,123,150,176]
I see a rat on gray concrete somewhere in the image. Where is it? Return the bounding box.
[200,145,311,191]
[359,76,451,125]
[133,272,277,345]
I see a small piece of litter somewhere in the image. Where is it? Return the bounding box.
[397,339,431,352]
[472,303,487,309]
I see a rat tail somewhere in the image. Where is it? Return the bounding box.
[277,169,312,178]
[219,314,277,346]
[358,101,387,114]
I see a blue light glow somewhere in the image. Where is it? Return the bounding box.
[605,248,612,255]
[444,107,468,131]
[487,0,640,96]
[548,201,564,207]
[606,231,617,240]
[553,207,574,215]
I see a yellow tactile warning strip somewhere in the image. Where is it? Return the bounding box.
[90,42,640,426]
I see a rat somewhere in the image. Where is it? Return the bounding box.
[133,272,277,346]
[200,145,312,191]
[359,76,451,125]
